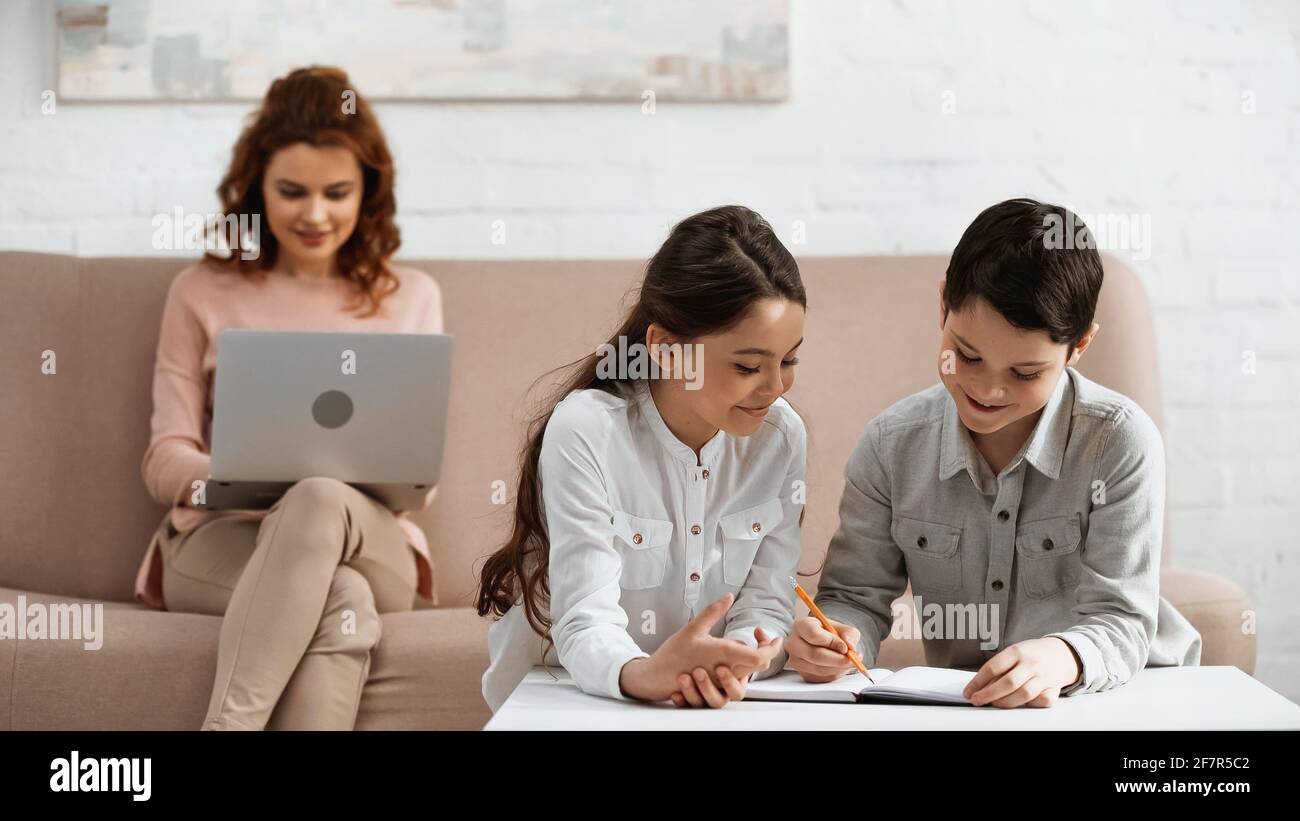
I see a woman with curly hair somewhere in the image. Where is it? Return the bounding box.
[135,66,443,730]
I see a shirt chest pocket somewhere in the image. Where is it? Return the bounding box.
[892,516,963,594]
[610,510,674,590]
[1014,515,1082,599]
[718,498,784,587]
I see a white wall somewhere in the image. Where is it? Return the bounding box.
[2,0,1298,700]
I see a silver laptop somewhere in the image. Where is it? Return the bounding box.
[202,329,453,512]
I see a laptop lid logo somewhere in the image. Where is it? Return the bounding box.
[312,390,354,429]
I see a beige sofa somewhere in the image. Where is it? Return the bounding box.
[0,251,1256,730]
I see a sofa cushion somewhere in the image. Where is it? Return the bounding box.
[0,586,491,730]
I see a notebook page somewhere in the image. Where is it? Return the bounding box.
[744,669,895,703]
[862,666,975,704]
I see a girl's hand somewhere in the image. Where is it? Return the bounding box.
[670,627,783,708]
[785,616,862,683]
[670,665,751,709]
[963,637,1082,708]
[617,593,766,702]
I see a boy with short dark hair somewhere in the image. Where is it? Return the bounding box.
[787,198,1201,708]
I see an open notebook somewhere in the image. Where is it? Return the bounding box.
[745,667,978,706]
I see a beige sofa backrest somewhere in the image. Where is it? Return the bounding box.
[0,252,1167,606]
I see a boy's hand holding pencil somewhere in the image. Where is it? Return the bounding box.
[786,578,868,684]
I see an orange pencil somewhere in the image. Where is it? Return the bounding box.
[788,576,871,678]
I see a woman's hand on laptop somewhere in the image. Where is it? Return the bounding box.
[786,616,862,683]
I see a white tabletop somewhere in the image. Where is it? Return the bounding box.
[486,665,1300,730]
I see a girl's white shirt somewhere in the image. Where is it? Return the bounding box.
[482,380,806,711]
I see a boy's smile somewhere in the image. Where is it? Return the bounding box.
[957,383,1016,416]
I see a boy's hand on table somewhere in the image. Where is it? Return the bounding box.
[963,637,1081,708]
[785,616,863,683]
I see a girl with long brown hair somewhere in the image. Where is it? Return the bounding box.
[136,66,443,729]
[478,205,808,711]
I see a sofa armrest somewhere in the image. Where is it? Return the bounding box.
[1162,565,1256,674]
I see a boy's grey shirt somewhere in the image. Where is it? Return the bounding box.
[816,368,1202,695]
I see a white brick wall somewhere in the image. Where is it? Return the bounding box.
[2,0,1298,701]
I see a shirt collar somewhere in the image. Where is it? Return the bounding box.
[939,368,1072,488]
[1020,369,1072,479]
[632,380,726,467]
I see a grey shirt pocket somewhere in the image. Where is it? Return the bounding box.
[892,515,963,594]
[1014,515,1082,599]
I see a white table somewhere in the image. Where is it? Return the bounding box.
[486,665,1300,730]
